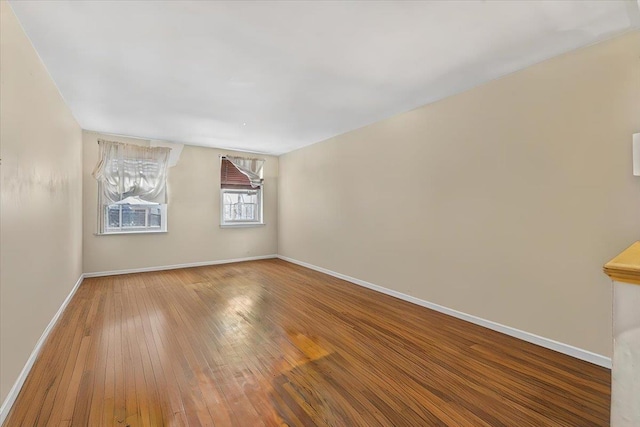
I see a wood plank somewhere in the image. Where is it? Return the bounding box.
[4,259,611,426]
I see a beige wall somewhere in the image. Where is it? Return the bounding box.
[0,1,83,402]
[82,131,278,274]
[279,31,640,358]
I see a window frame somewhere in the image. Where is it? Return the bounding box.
[220,187,264,227]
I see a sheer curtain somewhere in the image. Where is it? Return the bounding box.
[92,139,171,205]
[225,155,265,188]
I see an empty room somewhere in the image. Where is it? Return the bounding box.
[1,0,640,426]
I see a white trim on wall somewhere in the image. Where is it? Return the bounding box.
[83,254,278,278]
[277,255,612,369]
[0,274,85,426]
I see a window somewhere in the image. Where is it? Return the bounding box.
[103,198,167,233]
[220,157,264,226]
[92,140,171,234]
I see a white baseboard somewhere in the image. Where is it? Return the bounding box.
[277,255,612,369]
[0,274,85,426]
[83,254,278,278]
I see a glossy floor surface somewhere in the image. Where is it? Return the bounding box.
[5,259,610,426]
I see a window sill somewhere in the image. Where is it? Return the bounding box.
[94,230,168,236]
[220,223,266,228]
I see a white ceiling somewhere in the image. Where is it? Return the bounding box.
[9,1,640,155]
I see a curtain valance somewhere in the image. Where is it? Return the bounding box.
[225,155,264,188]
[92,140,171,205]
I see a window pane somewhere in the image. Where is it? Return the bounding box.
[223,191,259,222]
[122,207,146,228]
[149,206,161,228]
[107,206,120,228]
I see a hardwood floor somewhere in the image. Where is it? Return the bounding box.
[5,259,610,426]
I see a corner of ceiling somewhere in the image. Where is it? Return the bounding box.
[627,0,640,27]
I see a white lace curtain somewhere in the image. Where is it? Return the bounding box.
[226,155,264,188]
[92,140,171,205]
